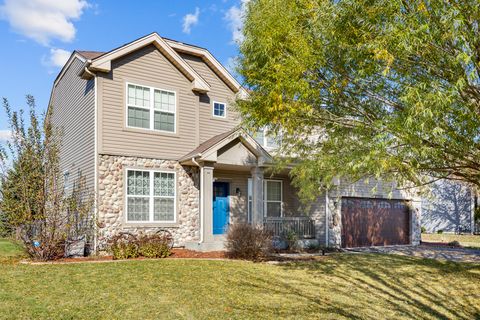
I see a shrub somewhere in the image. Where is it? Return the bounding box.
[284,230,299,252]
[421,226,426,233]
[137,234,171,258]
[307,241,320,251]
[437,229,444,234]
[108,233,172,260]
[225,223,272,261]
[448,240,461,247]
[109,233,139,260]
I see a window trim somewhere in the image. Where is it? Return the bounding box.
[253,127,280,149]
[125,82,177,134]
[247,178,253,223]
[212,101,227,118]
[124,168,177,224]
[264,179,283,217]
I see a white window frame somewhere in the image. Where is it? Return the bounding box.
[247,178,253,223]
[254,127,280,149]
[125,168,177,224]
[125,82,176,134]
[212,101,227,118]
[264,179,283,217]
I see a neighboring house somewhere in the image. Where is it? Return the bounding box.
[421,180,475,234]
[49,33,421,252]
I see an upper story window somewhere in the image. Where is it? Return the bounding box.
[213,101,226,118]
[252,127,280,149]
[126,83,176,133]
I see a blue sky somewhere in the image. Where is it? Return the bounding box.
[0,0,246,141]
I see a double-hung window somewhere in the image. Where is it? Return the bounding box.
[247,178,283,219]
[264,180,282,217]
[127,83,176,133]
[126,169,176,223]
[253,127,281,149]
[213,101,226,118]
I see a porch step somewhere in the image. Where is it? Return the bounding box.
[184,241,225,252]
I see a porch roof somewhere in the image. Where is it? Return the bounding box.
[179,128,273,166]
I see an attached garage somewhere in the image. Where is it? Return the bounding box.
[341,197,410,248]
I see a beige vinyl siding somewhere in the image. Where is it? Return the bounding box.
[50,57,95,191]
[179,53,240,143]
[98,45,199,159]
[213,171,315,224]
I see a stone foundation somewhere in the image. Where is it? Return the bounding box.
[97,154,200,251]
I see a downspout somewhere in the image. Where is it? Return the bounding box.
[192,156,203,244]
[325,189,329,247]
[93,72,99,254]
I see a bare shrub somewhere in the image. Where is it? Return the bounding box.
[225,223,272,261]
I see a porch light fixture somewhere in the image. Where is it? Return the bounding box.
[236,187,241,196]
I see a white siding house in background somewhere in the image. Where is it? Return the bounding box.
[421,180,475,234]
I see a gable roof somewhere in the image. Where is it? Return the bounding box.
[179,128,272,166]
[76,51,105,60]
[181,129,237,161]
[164,39,249,98]
[82,32,211,93]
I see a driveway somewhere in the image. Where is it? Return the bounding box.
[347,245,480,262]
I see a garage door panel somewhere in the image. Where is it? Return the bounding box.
[341,198,410,248]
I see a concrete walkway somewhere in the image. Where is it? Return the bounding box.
[347,245,480,263]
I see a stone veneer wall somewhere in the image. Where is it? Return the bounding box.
[327,178,422,247]
[97,155,200,250]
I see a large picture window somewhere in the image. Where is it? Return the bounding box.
[127,83,176,133]
[126,169,176,223]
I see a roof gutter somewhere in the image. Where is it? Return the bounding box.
[78,61,96,80]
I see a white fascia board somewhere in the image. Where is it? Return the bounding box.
[165,40,249,99]
[89,33,210,92]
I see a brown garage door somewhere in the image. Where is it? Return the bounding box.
[341,197,410,248]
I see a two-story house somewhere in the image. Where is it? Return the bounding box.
[49,33,421,252]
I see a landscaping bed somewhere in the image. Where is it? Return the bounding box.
[24,248,227,264]
[422,233,480,249]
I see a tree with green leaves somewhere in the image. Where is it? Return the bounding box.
[237,0,480,200]
[0,96,93,260]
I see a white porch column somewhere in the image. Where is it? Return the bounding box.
[201,162,215,243]
[251,166,264,226]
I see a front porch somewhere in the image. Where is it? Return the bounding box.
[180,129,319,251]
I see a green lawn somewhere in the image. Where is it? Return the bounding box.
[0,240,479,319]
[0,238,24,258]
[422,233,480,249]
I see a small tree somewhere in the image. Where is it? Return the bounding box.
[0,96,94,260]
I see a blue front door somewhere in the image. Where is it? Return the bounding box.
[213,182,229,235]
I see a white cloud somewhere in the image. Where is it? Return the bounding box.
[0,130,11,142]
[47,48,71,68]
[224,0,249,44]
[182,7,200,34]
[225,56,238,75]
[0,0,89,46]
